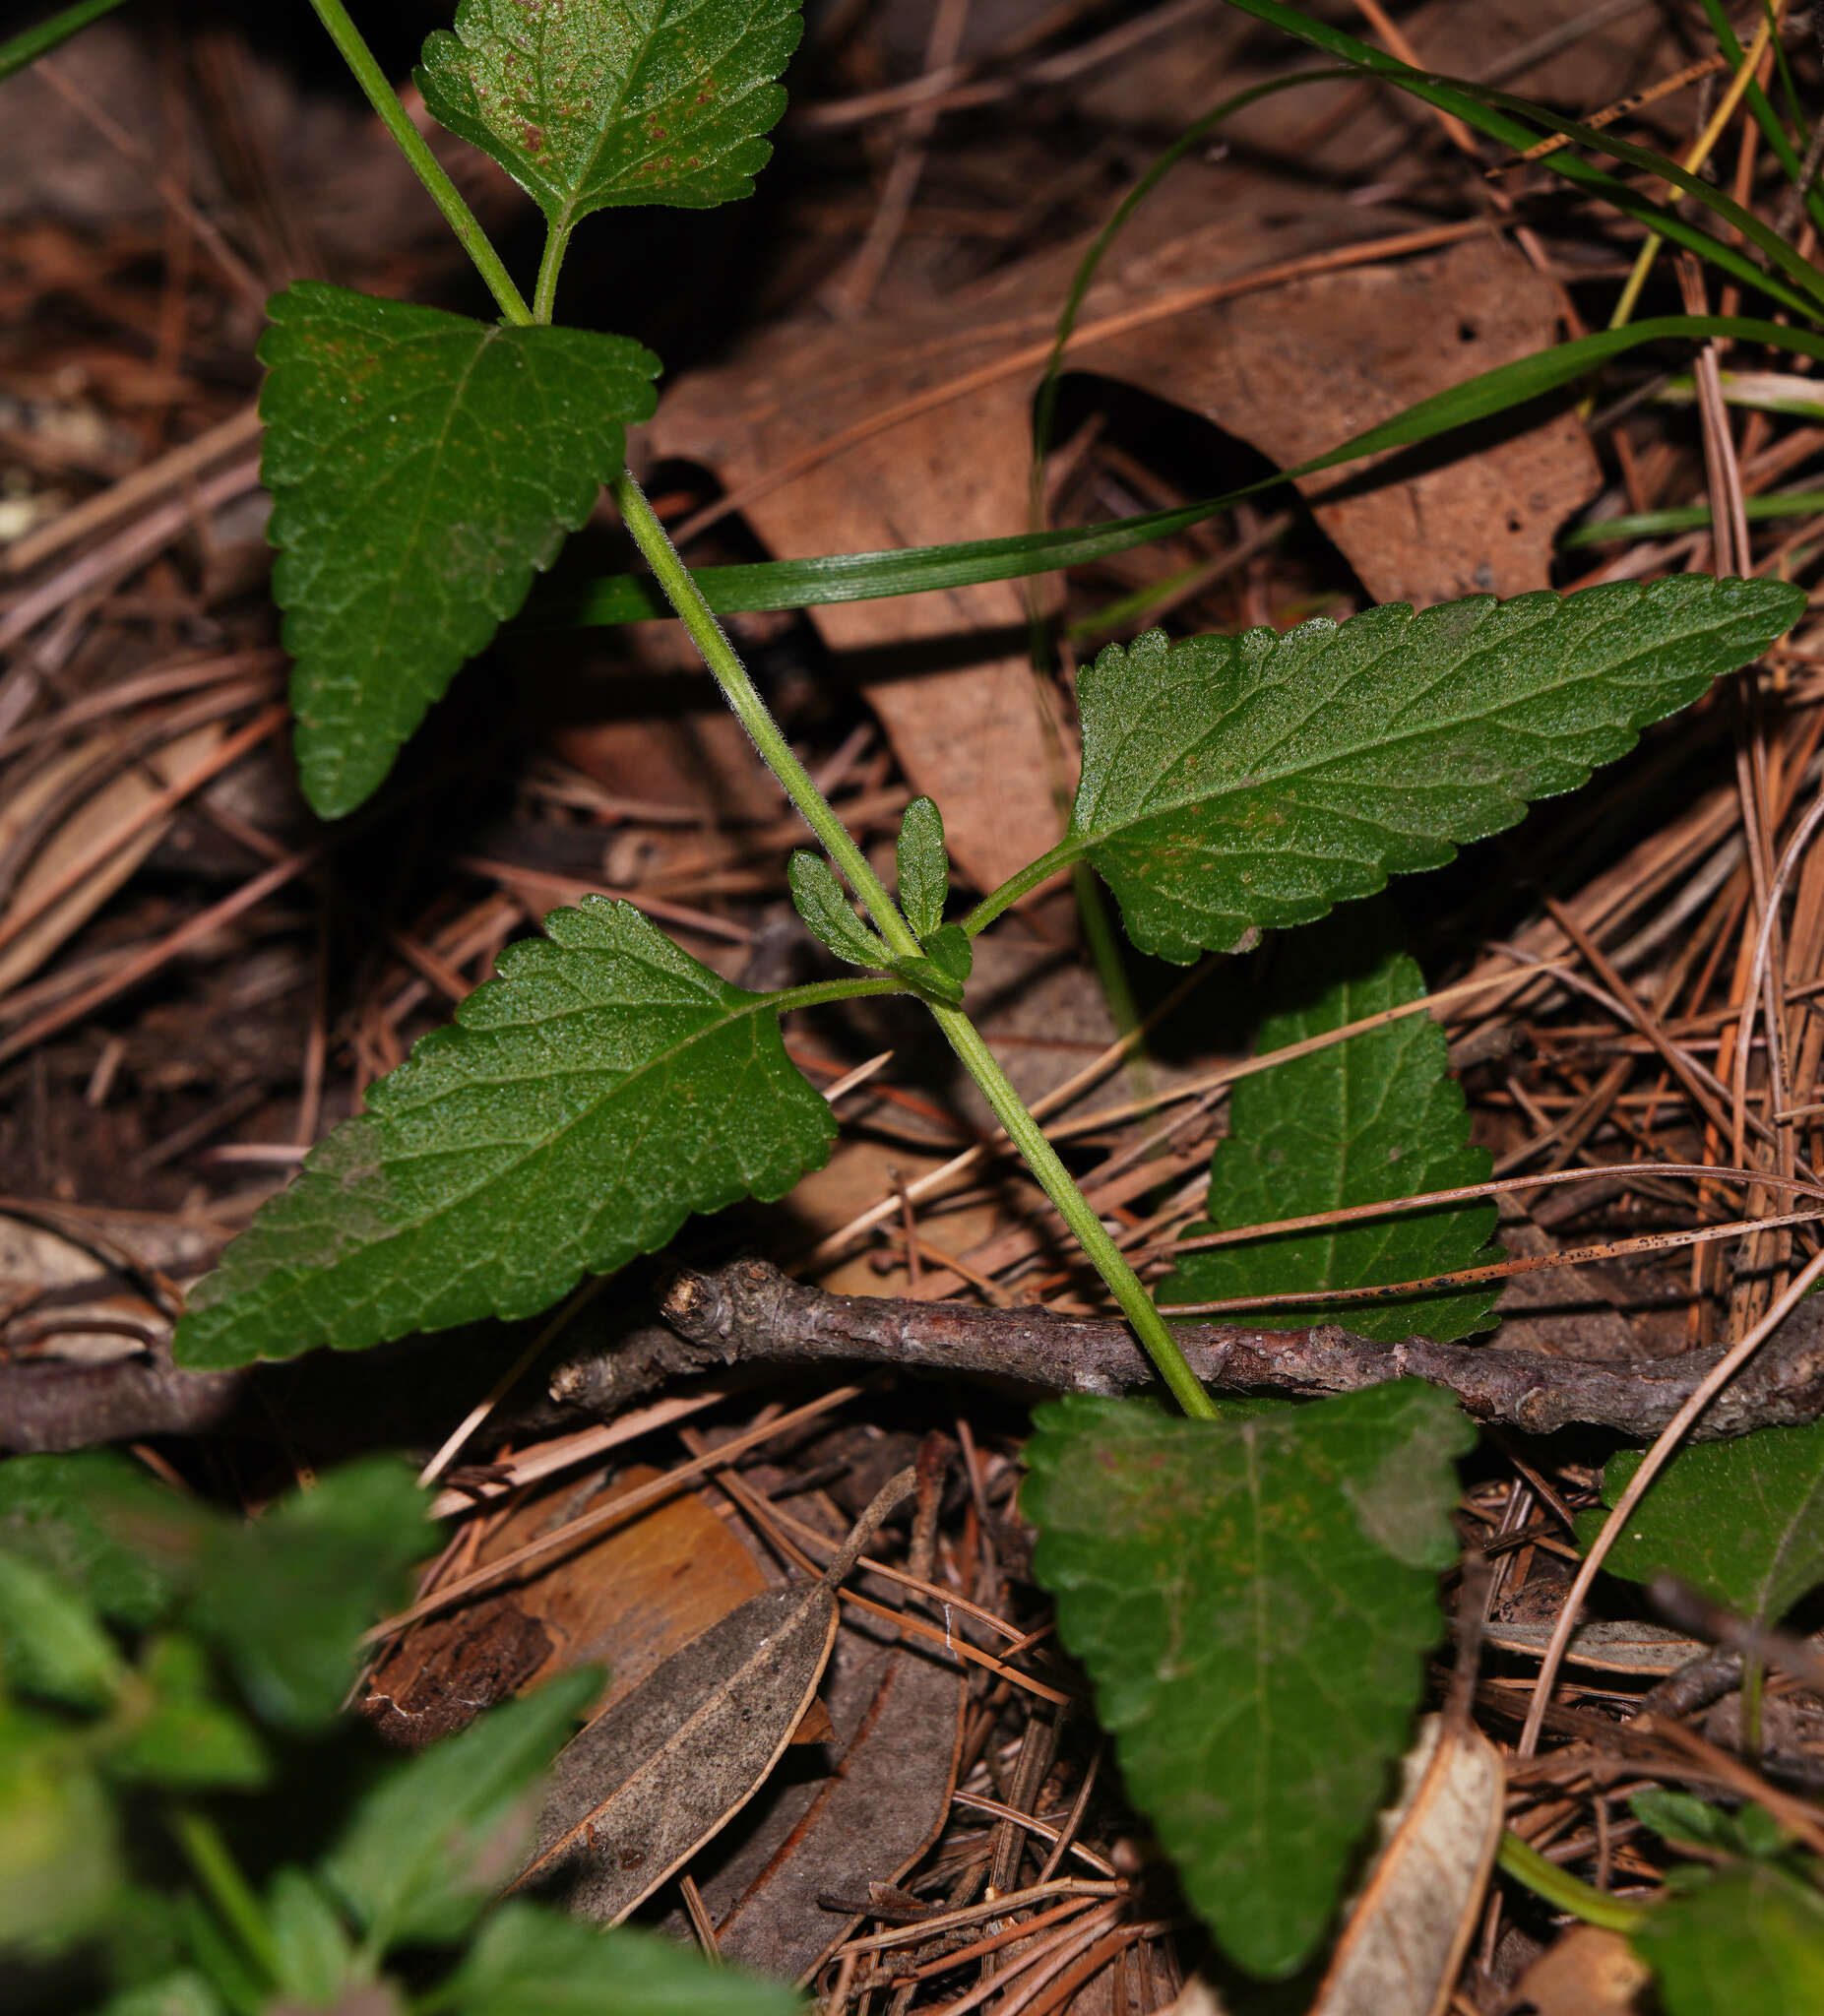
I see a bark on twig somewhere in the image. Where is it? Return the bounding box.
[0,1348,247,1453]
[550,1258,1824,1443]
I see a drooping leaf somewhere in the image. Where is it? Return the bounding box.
[416,0,805,228]
[1068,578,1802,963]
[1161,908,1500,1342]
[188,1458,432,1731]
[0,1449,201,1627]
[0,1547,125,1708]
[787,850,890,969]
[259,283,659,817]
[1025,1383,1475,1979]
[441,1901,804,2016]
[107,1636,268,1790]
[1632,1862,1824,2014]
[324,1670,599,1951]
[267,1866,357,2008]
[174,898,837,1369]
[1575,1417,1824,1628]
[0,1710,120,1957]
[896,797,949,939]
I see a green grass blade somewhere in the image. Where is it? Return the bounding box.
[1563,491,1824,547]
[530,314,1824,632]
[1223,0,1824,320]
[0,0,130,82]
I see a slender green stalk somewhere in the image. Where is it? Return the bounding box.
[171,1808,281,1986]
[533,222,574,326]
[933,1002,1218,1418]
[612,471,1218,1417]
[766,976,910,1015]
[962,840,1081,936]
[610,472,920,958]
[1497,1828,1649,1934]
[303,0,531,327]
[0,0,129,83]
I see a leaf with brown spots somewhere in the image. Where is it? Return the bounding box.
[416,0,805,233]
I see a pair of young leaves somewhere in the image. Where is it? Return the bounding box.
[0,1448,797,2016]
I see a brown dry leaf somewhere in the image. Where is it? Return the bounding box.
[1510,1924,1652,2016]
[650,171,1596,896]
[1095,233,1601,605]
[513,1469,913,1923]
[686,1614,967,1982]
[0,723,227,993]
[646,168,1478,895]
[364,1464,776,1744]
[1308,1715,1504,2016]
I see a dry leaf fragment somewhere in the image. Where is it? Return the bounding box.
[513,1469,914,1923]
[1309,1715,1504,2016]
[689,1621,967,1982]
[1510,1924,1653,2016]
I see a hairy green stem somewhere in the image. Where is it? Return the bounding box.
[610,471,919,958]
[533,221,574,326]
[932,1002,1218,1418]
[614,469,1216,1416]
[1496,1828,1649,1935]
[171,1807,281,1986]
[962,840,1081,936]
[304,0,532,327]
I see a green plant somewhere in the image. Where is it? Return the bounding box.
[13,0,1824,1999]
[0,1449,796,2016]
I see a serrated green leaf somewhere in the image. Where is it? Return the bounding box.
[921,922,972,985]
[0,1450,201,1628]
[1575,1417,1824,1628]
[896,797,948,938]
[174,898,836,1369]
[109,1636,267,1790]
[0,1711,120,1957]
[787,850,891,968]
[1161,908,1500,1342]
[442,1901,805,2016]
[259,283,659,817]
[1633,1862,1824,2014]
[1068,578,1802,963]
[1025,1383,1474,1979]
[325,1670,599,1951]
[189,1458,432,1732]
[0,1547,126,1708]
[267,1866,356,2007]
[416,0,804,229]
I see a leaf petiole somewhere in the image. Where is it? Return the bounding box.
[302,0,532,327]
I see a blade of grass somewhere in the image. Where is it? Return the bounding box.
[0,0,130,82]
[1563,491,1824,547]
[530,313,1824,631]
[1224,0,1824,320]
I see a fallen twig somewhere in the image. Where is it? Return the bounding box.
[551,1257,1824,1442]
